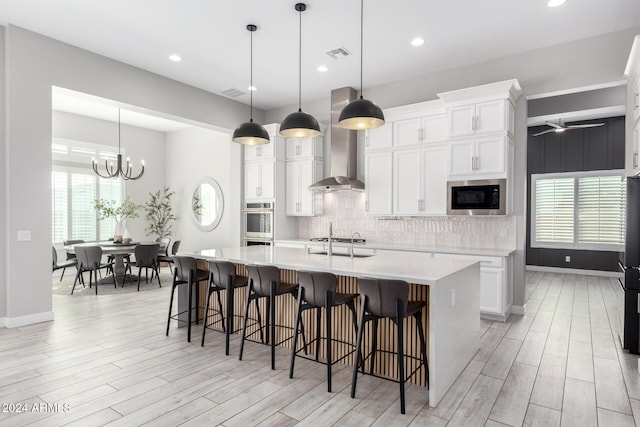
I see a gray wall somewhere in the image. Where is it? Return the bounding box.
[266,27,640,314]
[2,24,257,324]
[526,116,626,271]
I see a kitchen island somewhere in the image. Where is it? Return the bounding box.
[187,245,480,407]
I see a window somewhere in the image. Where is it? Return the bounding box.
[531,170,625,251]
[51,139,124,243]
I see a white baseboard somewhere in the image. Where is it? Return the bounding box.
[0,317,6,328]
[511,304,526,316]
[526,265,623,278]
[4,311,54,328]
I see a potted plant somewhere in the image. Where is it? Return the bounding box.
[94,197,141,242]
[143,187,177,239]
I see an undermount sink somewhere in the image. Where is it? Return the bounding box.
[308,251,373,258]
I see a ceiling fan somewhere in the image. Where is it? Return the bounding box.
[532,118,605,137]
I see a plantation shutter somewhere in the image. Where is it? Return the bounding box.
[578,175,626,245]
[71,172,97,241]
[51,171,68,243]
[534,177,575,243]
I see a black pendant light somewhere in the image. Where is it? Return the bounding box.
[338,0,384,130]
[92,109,145,180]
[279,3,321,138]
[233,24,270,145]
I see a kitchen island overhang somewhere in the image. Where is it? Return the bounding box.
[185,246,480,407]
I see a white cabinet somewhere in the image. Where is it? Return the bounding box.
[448,100,513,138]
[244,161,275,200]
[285,136,323,160]
[393,144,447,215]
[365,123,393,151]
[286,160,322,216]
[634,121,640,171]
[244,141,275,161]
[365,151,393,215]
[448,136,507,179]
[394,114,447,147]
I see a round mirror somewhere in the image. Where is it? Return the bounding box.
[191,177,224,231]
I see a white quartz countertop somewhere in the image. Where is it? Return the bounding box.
[186,246,478,285]
[274,239,515,257]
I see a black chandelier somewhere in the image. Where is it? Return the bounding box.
[92,109,145,180]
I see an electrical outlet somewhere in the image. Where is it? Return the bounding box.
[565,255,571,263]
[451,289,456,306]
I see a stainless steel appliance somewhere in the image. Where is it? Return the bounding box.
[447,179,506,215]
[619,176,640,354]
[244,202,273,240]
[244,238,273,246]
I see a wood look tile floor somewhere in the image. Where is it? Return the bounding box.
[0,271,637,426]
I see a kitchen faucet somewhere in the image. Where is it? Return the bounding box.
[328,222,333,256]
[350,232,362,258]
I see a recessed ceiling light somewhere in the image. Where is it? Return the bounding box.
[547,0,566,7]
[248,86,257,91]
[411,38,425,47]
[169,54,182,62]
[317,65,328,72]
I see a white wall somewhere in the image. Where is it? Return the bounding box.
[0,26,6,321]
[3,25,254,325]
[265,27,640,313]
[52,111,166,241]
[165,127,242,252]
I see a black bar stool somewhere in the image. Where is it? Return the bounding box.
[351,277,429,414]
[239,264,305,370]
[201,260,249,355]
[289,270,359,392]
[166,256,208,342]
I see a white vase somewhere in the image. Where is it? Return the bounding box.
[114,219,126,243]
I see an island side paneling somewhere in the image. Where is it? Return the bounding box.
[195,260,430,387]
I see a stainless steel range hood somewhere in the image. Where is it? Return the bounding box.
[309,87,365,192]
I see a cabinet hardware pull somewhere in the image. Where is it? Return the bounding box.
[475,115,480,131]
[475,156,479,171]
[365,201,369,211]
[257,147,262,157]
[365,136,369,147]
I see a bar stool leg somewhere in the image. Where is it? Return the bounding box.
[239,283,253,361]
[289,288,304,379]
[325,292,333,392]
[315,307,321,361]
[269,281,276,370]
[225,279,234,355]
[351,295,367,398]
[396,300,406,415]
[369,318,379,375]
[166,270,178,335]
[187,276,193,343]
[415,311,429,387]
[200,286,213,347]
[216,290,225,332]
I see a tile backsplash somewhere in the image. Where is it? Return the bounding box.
[298,191,516,250]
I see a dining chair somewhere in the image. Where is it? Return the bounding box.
[52,246,78,281]
[73,246,115,295]
[132,244,162,291]
[158,240,180,273]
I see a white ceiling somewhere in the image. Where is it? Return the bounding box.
[2,0,640,124]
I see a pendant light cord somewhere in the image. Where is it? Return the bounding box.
[118,108,121,153]
[298,6,302,111]
[250,27,254,122]
[360,0,364,97]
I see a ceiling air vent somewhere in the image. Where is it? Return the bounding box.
[220,88,245,98]
[325,47,351,60]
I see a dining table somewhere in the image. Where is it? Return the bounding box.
[63,240,166,286]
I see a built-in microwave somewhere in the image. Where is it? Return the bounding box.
[446,179,506,215]
[244,202,274,239]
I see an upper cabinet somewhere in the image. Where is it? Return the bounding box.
[284,134,324,216]
[365,123,393,151]
[285,136,323,160]
[447,99,514,138]
[448,136,507,179]
[244,123,284,202]
[394,114,447,147]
